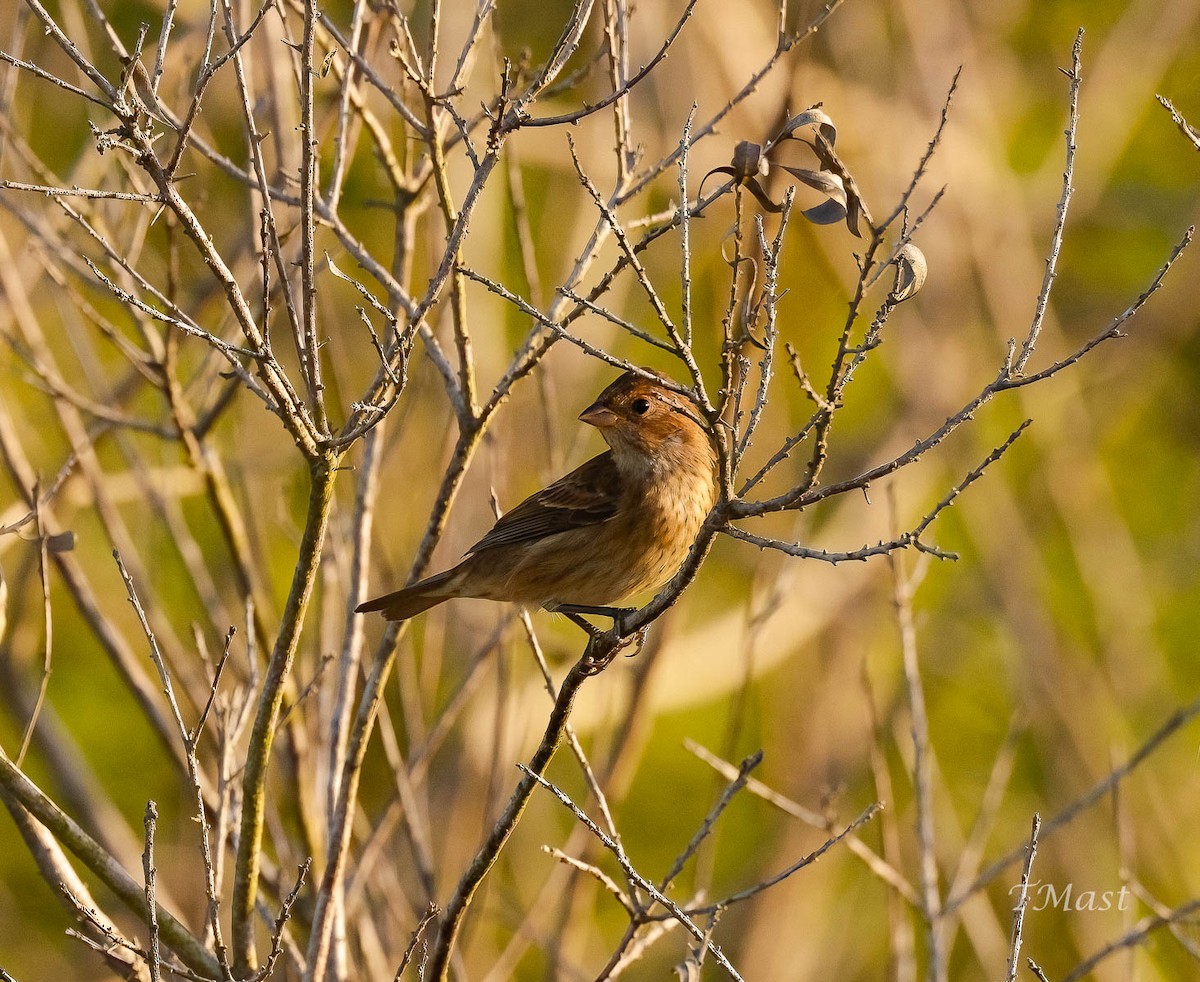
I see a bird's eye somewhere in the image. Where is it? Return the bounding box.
[631,397,651,416]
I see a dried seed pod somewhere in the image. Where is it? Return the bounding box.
[890,242,928,303]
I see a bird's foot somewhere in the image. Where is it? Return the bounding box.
[553,603,638,636]
[553,604,645,673]
[561,611,605,640]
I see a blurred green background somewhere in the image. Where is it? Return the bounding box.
[0,0,1198,978]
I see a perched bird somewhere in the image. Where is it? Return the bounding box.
[356,369,718,623]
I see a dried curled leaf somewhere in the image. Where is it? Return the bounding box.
[774,106,838,146]
[700,140,777,210]
[46,531,76,553]
[775,108,873,236]
[776,163,847,225]
[889,242,928,303]
[730,140,769,181]
[700,106,873,236]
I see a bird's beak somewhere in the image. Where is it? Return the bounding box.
[579,401,619,428]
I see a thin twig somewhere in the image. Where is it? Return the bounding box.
[393,903,439,980]
[660,750,763,893]
[1156,94,1200,151]
[944,696,1200,913]
[523,0,699,128]
[15,489,52,767]
[889,535,943,982]
[1013,30,1082,375]
[522,765,746,981]
[0,745,220,977]
[686,740,917,903]
[1059,897,1200,982]
[1004,815,1041,982]
[142,801,161,982]
[681,802,882,915]
[544,847,636,916]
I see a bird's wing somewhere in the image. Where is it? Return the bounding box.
[467,451,622,553]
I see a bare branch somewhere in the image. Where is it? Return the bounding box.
[682,802,881,915]
[1060,897,1200,982]
[1156,94,1200,151]
[521,765,747,981]
[1013,29,1082,375]
[141,801,162,982]
[944,696,1200,912]
[1004,814,1040,982]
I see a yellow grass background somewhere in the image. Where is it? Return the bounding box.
[0,0,1198,978]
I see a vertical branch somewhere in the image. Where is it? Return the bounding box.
[1012,29,1082,376]
[319,423,385,978]
[303,624,405,982]
[142,801,161,982]
[602,0,634,181]
[327,427,384,811]
[150,0,180,97]
[717,186,747,494]
[299,0,328,431]
[889,538,942,982]
[426,0,443,90]
[426,129,478,419]
[678,108,695,347]
[736,201,790,468]
[1004,815,1041,982]
[15,488,52,766]
[162,361,276,634]
[196,632,237,981]
[426,651,601,982]
[232,454,340,974]
[114,551,237,978]
[326,0,370,210]
[860,662,919,981]
[420,0,479,423]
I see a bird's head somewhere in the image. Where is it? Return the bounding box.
[579,369,711,468]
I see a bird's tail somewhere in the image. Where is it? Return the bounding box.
[356,568,458,621]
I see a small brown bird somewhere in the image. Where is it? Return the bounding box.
[356,369,717,623]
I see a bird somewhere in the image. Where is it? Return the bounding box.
[356,369,718,626]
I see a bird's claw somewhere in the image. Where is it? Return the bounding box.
[557,605,649,673]
[625,625,650,657]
